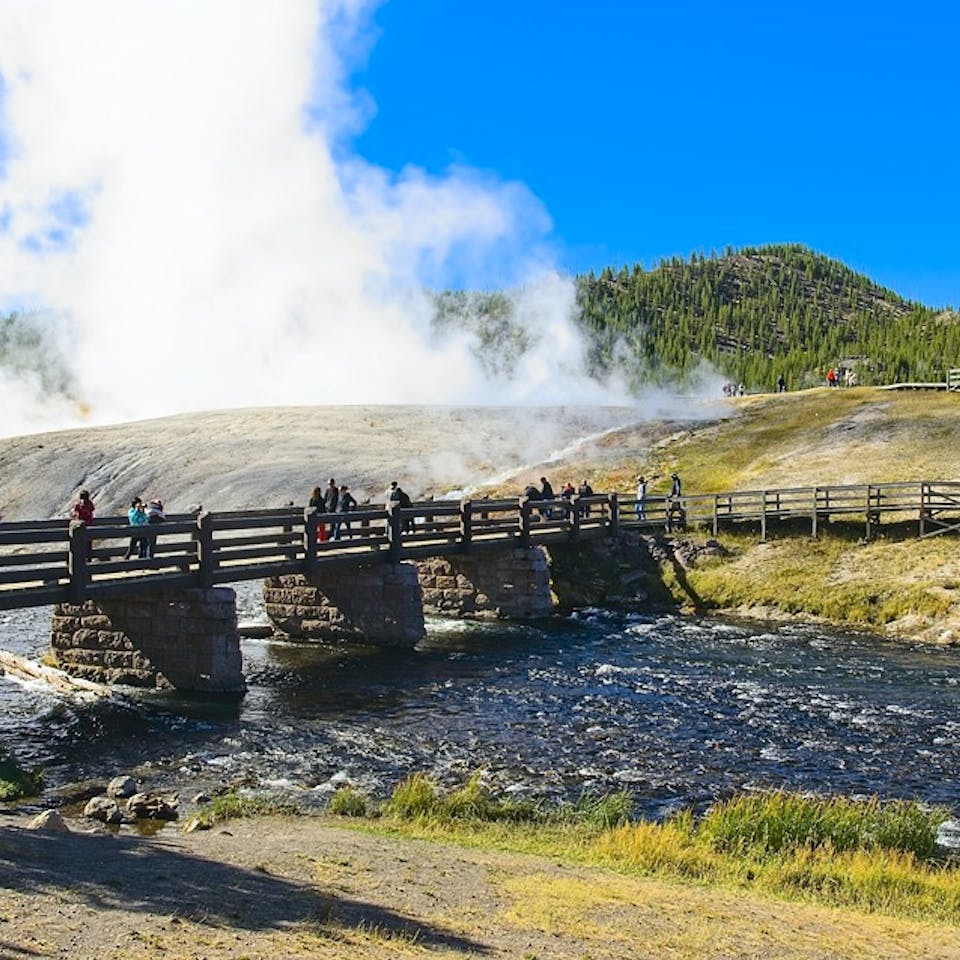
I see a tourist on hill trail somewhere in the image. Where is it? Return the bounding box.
[308,486,328,542]
[144,498,165,559]
[635,476,648,520]
[70,489,95,560]
[578,479,594,516]
[124,496,149,560]
[332,484,357,541]
[827,368,837,388]
[777,373,786,393]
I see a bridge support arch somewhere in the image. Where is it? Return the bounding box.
[50,587,245,694]
[416,545,554,620]
[263,561,425,647]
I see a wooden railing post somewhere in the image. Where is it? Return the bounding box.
[570,495,581,540]
[196,511,216,588]
[519,496,531,547]
[760,491,767,542]
[387,501,403,561]
[712,495,719,536]
[607,492,619,536]
[920,482,928,537]
[303,506,318,576]
[811,487,819,538]
[67,520,89,604]
[460,499,473,553]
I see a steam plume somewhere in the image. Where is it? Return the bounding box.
[0,0,630,437]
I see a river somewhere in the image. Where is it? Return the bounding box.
[1,583,958,818]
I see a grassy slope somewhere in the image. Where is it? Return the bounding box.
[497,387,960,642]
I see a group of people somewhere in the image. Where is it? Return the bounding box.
[68,489,165,561]
[123,496,165,559]
[826,367,858,388]
[522,477,595,519]
[308,479,358,541]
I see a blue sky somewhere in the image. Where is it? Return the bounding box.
[348,1,960,307]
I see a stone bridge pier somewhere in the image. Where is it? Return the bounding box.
[50,587,245,693]
[262,546,554,643]
[263,561,426,646]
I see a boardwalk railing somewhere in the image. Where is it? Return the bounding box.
[0,482,958,611]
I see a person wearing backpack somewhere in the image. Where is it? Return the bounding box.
[145,498,165,558]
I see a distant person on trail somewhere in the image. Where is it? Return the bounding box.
[635,476,648,520]
[332,484,357,541]
[124,496,149,559]
[827,368,837,388]
[70,489,95,560]
[777,374,786,393]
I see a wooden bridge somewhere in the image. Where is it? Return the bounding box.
[0,480,959,613]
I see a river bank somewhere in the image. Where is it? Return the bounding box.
[4,810,960,960]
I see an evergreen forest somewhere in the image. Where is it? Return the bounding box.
[436,244,960,393]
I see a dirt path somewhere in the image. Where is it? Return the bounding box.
[2,813,960,960]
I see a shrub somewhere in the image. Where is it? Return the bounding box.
[328,785,368,817]
[0,747,43,800]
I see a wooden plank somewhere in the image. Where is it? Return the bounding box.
[0,585,71,609]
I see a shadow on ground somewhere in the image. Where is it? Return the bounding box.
[0,826,490,953]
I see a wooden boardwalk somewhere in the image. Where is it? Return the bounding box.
[0,480,957,612]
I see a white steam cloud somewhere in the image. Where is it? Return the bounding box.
[0,0,632,437]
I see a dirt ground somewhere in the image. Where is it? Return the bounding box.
[2,812,960,960]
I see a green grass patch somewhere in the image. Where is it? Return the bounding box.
[186,788,299,829]
[0,747,43,800]
[340,775,960,923]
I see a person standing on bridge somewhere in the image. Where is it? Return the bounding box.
[71,489,95,560]
[578,478,594,516]
[145,498,165,559]
[124,497,149,559]
[332,484,357,541]
[309,486,328,542]
[540,477,555,519]
[324,478,339,513]
[635,476,648,520]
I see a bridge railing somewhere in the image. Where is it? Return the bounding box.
[2,481,960,610]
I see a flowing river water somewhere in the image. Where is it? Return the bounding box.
[1,582,959,818]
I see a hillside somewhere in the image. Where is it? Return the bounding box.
[575,244,960,391]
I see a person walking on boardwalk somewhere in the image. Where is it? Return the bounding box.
[332,484,357,541]
[124,496,149,559]
[71,489,95,560]
[635,476,648,520]
[670,473,682,499]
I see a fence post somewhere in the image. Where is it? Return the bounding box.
[196,511,215,588]
[865,486,874,541]
[607,492,619,537]
[303,507,318,576]
[67,520,89,604]
[712,495,719,536]
[387,501,403,561]
[811,487,819,538]
[460,499,473,553]
[760,492,767,542]
[570,495,581,540]
[919,482,928,537]
[519,496,531,547]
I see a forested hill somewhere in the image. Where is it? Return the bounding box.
[574,244,960,391]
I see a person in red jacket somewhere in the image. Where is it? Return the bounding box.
[70,489,95,559]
